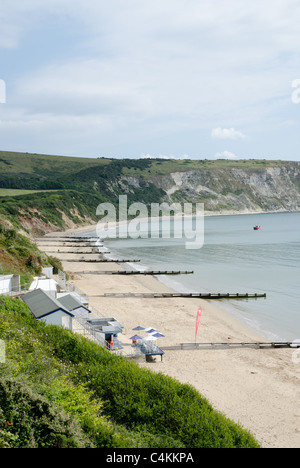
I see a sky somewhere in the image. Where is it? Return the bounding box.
[0,0,300,161]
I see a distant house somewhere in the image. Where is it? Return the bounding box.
[56,293,91,319]
[0,275,20,295]
[22,289,74,330]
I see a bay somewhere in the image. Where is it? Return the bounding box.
[91,212,300,342]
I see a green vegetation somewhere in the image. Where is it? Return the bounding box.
[0,297,260,448]
[0,191,106,235]
[0,151,292,192]
[0,150,289,182]
[120,157,288,178]
[0,189,58,197]
[0,151,110,176]
[0,151,298,234]
[0,222,63,285]
[0,150,275,448]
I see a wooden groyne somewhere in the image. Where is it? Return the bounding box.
[36,239,100,245]
[69,236,99,240]
[64,259,141,263]
[36,243,100,248]
[36,236,97,239]
[89,292,266,299]
[35,237,89,241]
[37,245,102,249]
[44,251,110,254]
[73,270,194,276]
[162,342,299,351]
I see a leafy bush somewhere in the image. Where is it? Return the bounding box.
[0,221,70,289]
[0,377,91,448]
[47,256,64,275]
[43,320,260,448]
[0,298,260,448]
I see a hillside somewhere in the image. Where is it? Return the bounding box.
[0,151,299,237]
[0,221,64,287]
[0,297,260,448]
[0,152,300,235]
[1,151,287,448]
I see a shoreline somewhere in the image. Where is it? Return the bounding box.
[36,223,300,448]
[55,208,300,237]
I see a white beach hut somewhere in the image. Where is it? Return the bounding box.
[29,277,58,298]
[0,275,20,295]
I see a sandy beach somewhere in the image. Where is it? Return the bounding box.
[36,225,300,449]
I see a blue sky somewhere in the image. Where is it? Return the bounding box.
[0,0,300,160]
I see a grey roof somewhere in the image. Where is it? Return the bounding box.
[57,294,90,313]
[87,317,123,334]
[22,289,74,319]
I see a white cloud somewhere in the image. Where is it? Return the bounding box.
[214,151,238,160]
[1,0,300,158]
[211,127,246,140]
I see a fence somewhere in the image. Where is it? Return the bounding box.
[74,317,112,350]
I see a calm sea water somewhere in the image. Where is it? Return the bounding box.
[88,212,300,341]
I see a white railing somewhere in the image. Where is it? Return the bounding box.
[74,317,112,350]
[73,317,144,359]
[57,270,66,290]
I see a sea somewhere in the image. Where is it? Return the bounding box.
[85,211,300,342]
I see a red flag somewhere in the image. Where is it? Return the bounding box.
[195,307,202,339]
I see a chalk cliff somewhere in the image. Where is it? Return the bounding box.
[117,162,300,214]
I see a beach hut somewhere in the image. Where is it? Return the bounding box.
[57,291,89,308]
[29,277,58,298]
[87,317,124,350]
[0,275,20,295]
[22,289,74,331]
[56,293,91,319]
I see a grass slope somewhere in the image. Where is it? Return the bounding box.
[0,150,292,189]
[0,221,63,285]
[0,297,260,448]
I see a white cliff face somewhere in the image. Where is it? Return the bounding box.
[166,172,184,195]
[118,163,300,215]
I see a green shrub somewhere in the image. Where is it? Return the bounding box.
[0,298,260,448]
[43,324,260,448]
[0,377,92,448]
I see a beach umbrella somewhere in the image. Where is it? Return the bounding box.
[144,327,155,332]
[152,333,165,338]
[146,328,157,334]
[130,335,143,341]
[132,326,145,331]
[144,335,158,341]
